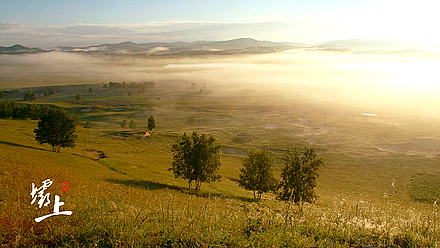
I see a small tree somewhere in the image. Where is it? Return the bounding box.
[169,132,222,190]
[186,116,196,125]
[34,108,79,152]
[121,119,128,128]
[75,94,81,101]
[239,149,276,199]
[278,147,323,205]
[129,119,136,129]
[23,89,37,101]
[0,91,3,99]
[89,87,93,93]
[147,116,156,131]
[84,120,92,128]
[44,90,49,97]
[48,87,55,95]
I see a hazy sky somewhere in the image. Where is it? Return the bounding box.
[1,0,439,48]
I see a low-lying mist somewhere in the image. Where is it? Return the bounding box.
[1,49,440,118]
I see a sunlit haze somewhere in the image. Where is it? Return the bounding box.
[1,0,440,118]
[1,50,440,118]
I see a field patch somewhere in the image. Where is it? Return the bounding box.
[82,149,106,160]
[376,139,440,157]
[409,173,440,203]
[290,117,336,137]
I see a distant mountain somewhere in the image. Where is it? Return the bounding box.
[315,39,432,52]
[200,38,286,49]
[0,44,45,54]
[55,38,299,55]
[3,39,438,56]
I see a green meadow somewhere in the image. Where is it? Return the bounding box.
[2,59,440,246]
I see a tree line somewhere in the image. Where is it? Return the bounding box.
[0,101,53,119]
[169,132,323,205]
[106,81,155,89]
[0,101,78,153]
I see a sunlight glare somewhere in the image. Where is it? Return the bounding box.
[341,58,440,92]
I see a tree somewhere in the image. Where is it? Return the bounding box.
[147,116,156,131]
[89,87,93,93]
[23,89,37,101]
[169,132,222,190]
[24,104,39,120]
[238,149,276,199]
[129,119,136,129]
[84,120,92,128]
[75,94,81,101]
[44,90,49,97]
[34,108,79,152]
[277,147,323,205]
[48,87,55,95]
[121,119,128,128]
[186,116,196,125]
[0,91,3,99]
[0,101,14,118]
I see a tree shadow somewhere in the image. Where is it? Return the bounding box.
[106,178,258,202]
[107,179,181,191]
[0,140,49,152]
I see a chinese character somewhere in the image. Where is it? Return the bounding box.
[62,179,69,192]
[30,179,53,208]
[30,179,73,222]
[34,195,73,223]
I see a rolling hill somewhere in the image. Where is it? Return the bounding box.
[55,38,298,55]
[0,44,45,54]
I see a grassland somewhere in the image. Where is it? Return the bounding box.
[2,74,440,246]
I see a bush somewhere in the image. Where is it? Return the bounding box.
[186,116,196,125]
[48,87,55,95]
[23,89,37,101]
[121,119,127,128]
[147,116,155,131]
[129,120,136,129]
[84,120,92,128]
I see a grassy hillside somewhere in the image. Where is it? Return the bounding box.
[1,118,440,247]
[2,82,440,246]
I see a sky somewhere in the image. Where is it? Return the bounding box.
[1,0,440,48]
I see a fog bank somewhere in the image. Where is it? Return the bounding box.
[1,50,439,117]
